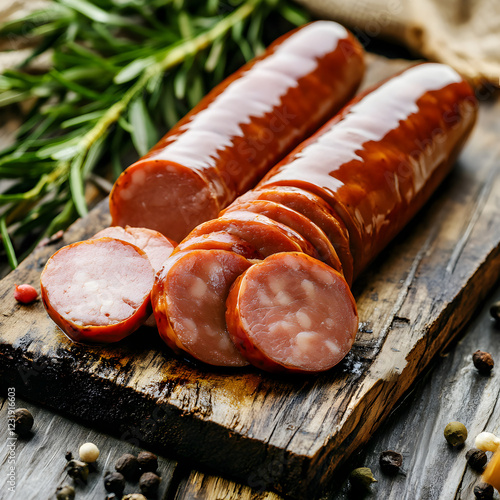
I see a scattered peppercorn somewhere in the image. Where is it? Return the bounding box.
[56,485,75,500]
[490,301,500,322]
[122,495,147,500]
[475,432,500,452]
[79,442,100,463]
[140,472,161,496]
[14,284,38,304]
[379,450,403,475]
[466,448,488,471]
[104,471,125,495]
[65,451,73,462]
[444,421,468,447]
[473,350,494,375]
[13,408,34,436]
[66,459,89,483]
[115,453,140,480]
[349,467,377,492]
[137,451,158,473]
[474,482,494,499]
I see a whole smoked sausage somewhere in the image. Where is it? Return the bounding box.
[109,21,364,242]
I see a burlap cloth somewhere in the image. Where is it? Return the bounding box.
[296,0,500,86]
[1,0,499,85]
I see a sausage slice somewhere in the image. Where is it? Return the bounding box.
[222,199,343,274]
[226,252,358,373]
[91,225,176,272]
[40,238,155,343]
[152,249,251,367]
[188,211,317,259]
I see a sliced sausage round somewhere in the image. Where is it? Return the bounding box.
[222,199,343,274]
[91,225,176,272]
[187,211,317,259]
[152,249,251,367]
[226,252,358,373]
[40,237,155,343]
[174,231,261,260]
[233,185,353,285]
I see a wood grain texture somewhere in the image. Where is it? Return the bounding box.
[0,396,179,499]
[1,54,500,499]
[326,281,500,500]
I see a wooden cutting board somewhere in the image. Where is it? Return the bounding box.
[1,54,499,499]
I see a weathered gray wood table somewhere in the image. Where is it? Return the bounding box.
[1,282,499,499]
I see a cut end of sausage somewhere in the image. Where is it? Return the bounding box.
[152,249,252,367]
[40,238,155,343]
[109,160,220,242]
[226,252,358,373]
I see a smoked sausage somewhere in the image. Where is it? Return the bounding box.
[152,249,251,367]
[109,21,365,242]
[91,226,176,272]
[224,63,477,372]
[225,252,358,373]
[259,63,477,277]
[41,238,155,343]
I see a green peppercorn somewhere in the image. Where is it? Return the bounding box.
[13,408,34,436]
[56,485,75,500]
[349,467,377,491]
[104,471,125,495]
[115,453,140,481]
[466,448,488,471]
[474,482,494,499]
[66,459,89,483]
[140,471,161,496]
[137,451,158,473]
[444,421,468,447]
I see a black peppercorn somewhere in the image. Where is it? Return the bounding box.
[140,471,161,496]
[473,351,494,375]
[104,471,125,495]
[66,459,89,483]
[56,485,75,500]
[115,453,141,480]
[466,448,488,471]
[490,301,500,322]
[379,450,403,475]
[474,482,494,499]
[137,451,158,473]
[13,408,34,436]
[64,451,73,462]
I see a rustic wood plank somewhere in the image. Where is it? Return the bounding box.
[326,282,500,500]
[175,471,282,500]
[1,54,500,499]
[0,395,179,499]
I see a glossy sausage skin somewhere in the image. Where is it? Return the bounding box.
[260,63,478,277]
[222,199,343,274]
[109,21,365,242]
[232,185,353,284]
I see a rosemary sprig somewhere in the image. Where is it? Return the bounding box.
[0,0,310,269]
